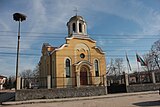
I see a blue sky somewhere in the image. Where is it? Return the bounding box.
[0,0,160,76]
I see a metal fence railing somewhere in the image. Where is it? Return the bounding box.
[107,71,160,86]
[19,71,160,89]
[21,76,105,89]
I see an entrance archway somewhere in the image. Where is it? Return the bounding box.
[80,66,89,85]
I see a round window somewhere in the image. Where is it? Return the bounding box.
[80,53,85,59]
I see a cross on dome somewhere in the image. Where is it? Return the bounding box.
[73,7,79,16]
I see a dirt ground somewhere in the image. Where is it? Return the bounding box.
[1,93,160,107]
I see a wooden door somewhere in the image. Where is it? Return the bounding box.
[80,67,88,85]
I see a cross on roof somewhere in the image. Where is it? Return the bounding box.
[74,7,79,16]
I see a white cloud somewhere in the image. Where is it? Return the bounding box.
[92,0,160,35]
[0,0,91,76]
[1,0,160,76]
[87,0,160,46]
[0,19,10,31]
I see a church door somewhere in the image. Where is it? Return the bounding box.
[80,66,88,85]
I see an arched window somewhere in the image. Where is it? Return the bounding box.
[66,59,71,78]
[95,60,99,77]
[72,23,76,32]
[79,23,82,33]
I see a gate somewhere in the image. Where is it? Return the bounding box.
[107,84,126,93]
[107,74,127,93]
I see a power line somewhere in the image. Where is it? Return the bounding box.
[0,47,151,52]
[0,30,160,37]
[0,35,159,39]
[0,31,66,35]
[0,45,153,50]
[0,52,148,57]
[19,37,160,39]
[0,31,157,58]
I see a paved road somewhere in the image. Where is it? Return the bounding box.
[1,92,160,107]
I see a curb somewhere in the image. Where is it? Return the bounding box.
[2,91,159,105]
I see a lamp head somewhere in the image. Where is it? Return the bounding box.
[13,13,26,22]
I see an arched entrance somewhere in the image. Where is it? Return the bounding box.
[80,66,89,85]
[74,61,92,87]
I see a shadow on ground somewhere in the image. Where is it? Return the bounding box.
[133,100,160,107]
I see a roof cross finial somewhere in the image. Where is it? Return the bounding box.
[74,7,78,16]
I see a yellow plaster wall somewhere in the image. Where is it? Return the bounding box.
[39,37,106,88]
[55,37,106,87]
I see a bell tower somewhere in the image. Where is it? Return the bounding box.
[67,15,87,37]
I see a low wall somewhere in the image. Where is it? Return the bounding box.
[127,83,160,93]
[16,86,107,101]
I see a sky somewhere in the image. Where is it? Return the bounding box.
[0,0,160,77]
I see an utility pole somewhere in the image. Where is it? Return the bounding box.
[13,13,26,90]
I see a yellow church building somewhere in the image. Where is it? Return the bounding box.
[39,15,107,88]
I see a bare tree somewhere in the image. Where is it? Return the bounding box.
[150,39,160,70]
[20,64,40,78]
[32,64,40,78]
[142,39,160,83]
[107,59,114,75]
[144,39,160,70]
[107,58,125,75]
[20,69,33,79]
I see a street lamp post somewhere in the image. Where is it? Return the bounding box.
[13,13,26,90]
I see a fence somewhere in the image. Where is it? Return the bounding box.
[128,71,160,85]
[107,71,160,86]
[107,74,125,86]
[20,76,105,89]
[107,71,160,93]
[18,71,160,90]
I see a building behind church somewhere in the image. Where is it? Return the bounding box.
[39,15,107,88]
[0,75,6,90]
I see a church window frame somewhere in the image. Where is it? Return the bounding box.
[65,58,71,78]
[80,53,85,59]
[94,59,99,77]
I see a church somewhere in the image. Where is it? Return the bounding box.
[39,15,107,88]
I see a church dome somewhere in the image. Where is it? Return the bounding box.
[67,15,87,37]
[69,15,85,22]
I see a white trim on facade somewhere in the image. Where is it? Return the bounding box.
[66,36,96,43]
[50,44,68,54]
[94,46,105,54]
